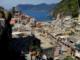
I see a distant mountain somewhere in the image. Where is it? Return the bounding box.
[16,3,57,21]
[17,3,56,11]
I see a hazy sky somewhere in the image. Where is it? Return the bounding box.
[0,0,61,9]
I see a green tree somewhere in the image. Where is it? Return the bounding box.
[53,0,78,18]
[0,6,4,11]
[63,56,75,60]
[78,0,80,7]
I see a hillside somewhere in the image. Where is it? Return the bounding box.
[53,0,78,18]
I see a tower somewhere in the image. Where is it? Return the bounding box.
[78,9,80,22]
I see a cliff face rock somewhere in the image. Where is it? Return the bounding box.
[51,16,80,38]
[51,17,76,35]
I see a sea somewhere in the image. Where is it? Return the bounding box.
[21,10,53,22]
